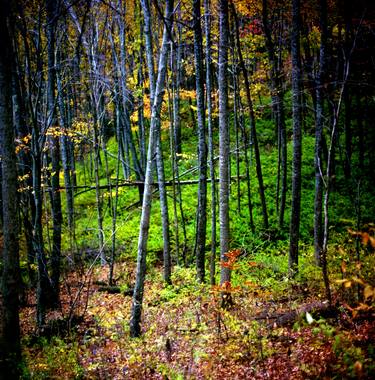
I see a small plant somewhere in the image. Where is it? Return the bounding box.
[24,336,83,379]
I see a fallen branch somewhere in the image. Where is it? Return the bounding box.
[62,175,247,197]
[253,301,337,327]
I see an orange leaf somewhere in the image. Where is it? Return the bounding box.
[341,260,347,273]
[361,232,369,245]
[220,261,234,269]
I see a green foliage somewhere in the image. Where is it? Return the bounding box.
[311,318,336,338]
[23,336,83,379]
[332,332,374,379]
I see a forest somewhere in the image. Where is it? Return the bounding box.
[0,0,375,378]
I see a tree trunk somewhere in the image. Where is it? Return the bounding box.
[171,15,188,266]
[117,0,144,185]
[357,93,364,169]
[56,56,75,247]
[144,0,172,285]
[289,0,303,275]
[130,0,174,337]
[193,0,207,283]
[12,53,36,285]
[46,0,62,306]
[314,0,327,266]
[173,6,182,155]
[155,135,172,284]
[231,2,269,230]
[204,0,217,285]
[218,0,231,290]
[0,1,21,374]
[343,6,352,178]
[262,0,287,228]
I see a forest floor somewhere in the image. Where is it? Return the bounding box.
[19,256,375,379]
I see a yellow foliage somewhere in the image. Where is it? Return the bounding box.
[179,89,196,100]
[233,0,260,16]
[364,285,375,301]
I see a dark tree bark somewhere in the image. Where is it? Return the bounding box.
[357,93,364,169]
[289,0,303,275]
[343,4,352,179]
[0,0,21,374]
[46,0,62,306]
[155,128,172,284]
[21,5,55,327]
[12,51,36,285]
[167,50,180,265]
[193,0,207,283]
[170,7,188,266]
[262,0,287,228]
[231,2,269,230]
[56,48,75,244]
[117,0,144,186]
[238,95,255,233]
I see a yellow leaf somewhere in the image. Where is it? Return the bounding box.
[364,285,374,300]
[335,279,349,284]
[352,276,365,285]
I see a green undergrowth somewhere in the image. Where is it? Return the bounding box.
[47,99,375,275]
[22,336,83,379]
[20,98,375,378]
[21,245,375,378]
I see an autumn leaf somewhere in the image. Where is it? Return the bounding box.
[335,279,352,288]
[364,285,374,301]
[341,260,347,273]
[361,232,369,245]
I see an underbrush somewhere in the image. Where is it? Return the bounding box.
[20,236,375,379]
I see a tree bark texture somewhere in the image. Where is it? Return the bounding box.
[289,0,303,275]
[262,0,287,228]
[231,2,269,230]
[193,0,207,283]
[46,0,62,306]
[314,0,327,266]
[0,0,21,374]
[218,0,231,286]
[130,0,174,337]
[204,0,217,285]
